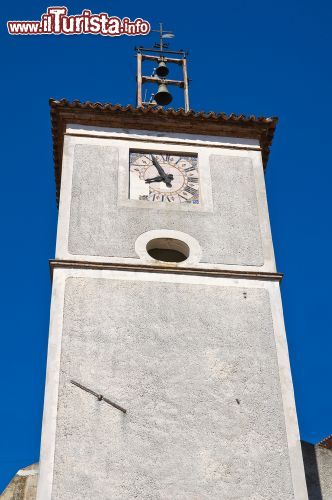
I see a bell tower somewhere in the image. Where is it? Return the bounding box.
[135,23,189,110]
[37,32,308,499]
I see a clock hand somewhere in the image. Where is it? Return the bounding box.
[145,175,164,184]
[71,380,127,414]
[147,155,174,188]
[145,174,174,184]
[151,154,167,178]
[151,155,174,188]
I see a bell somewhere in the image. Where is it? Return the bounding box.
[154,82,173,106]
[155,60,169,78]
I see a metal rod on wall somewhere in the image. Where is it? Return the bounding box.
[71,380,127,414]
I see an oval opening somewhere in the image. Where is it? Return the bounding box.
[146,238,189,263]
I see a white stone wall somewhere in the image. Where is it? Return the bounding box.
[37,269,307,499]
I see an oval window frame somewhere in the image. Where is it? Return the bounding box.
[135,230,202,265]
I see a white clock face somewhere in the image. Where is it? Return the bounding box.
[129,151,199,204]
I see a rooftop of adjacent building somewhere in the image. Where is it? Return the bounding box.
[319,435,332,450]
[0,463,38,500]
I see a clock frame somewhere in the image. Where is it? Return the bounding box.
[129,151,200,204]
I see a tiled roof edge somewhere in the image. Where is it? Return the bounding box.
[318,434,332,449]
[49,98,278,124]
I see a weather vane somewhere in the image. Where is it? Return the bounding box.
[135,23,190,111]
[152,22,175,52]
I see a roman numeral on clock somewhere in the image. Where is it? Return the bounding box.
[188,177,199,183]
[184,186,199,196]
[184,166,196,172]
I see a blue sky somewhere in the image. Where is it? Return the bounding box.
[1,0,331,492]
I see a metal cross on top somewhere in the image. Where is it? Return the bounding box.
[135,23,190,111]
[153,22,175,53]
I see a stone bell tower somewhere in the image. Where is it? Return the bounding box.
[36,37,308,500]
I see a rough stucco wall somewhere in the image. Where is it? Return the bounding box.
[51,277,294,500]
[68,145,263,266]
[302,441,332,499]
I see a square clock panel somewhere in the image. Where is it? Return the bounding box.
[129,151,199,204]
